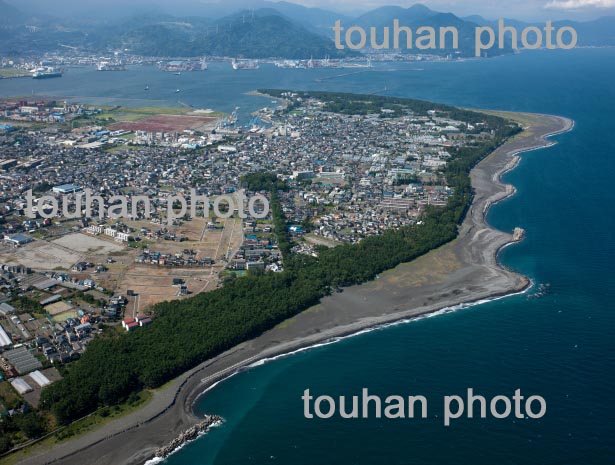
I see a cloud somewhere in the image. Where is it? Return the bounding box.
[546,0,615,9]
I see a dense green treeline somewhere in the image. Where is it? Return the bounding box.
[0,411,47,453]
[270,190,292,257]
[40,93,520,425]
[260,89,514,129]
[239,172,290,255]
[240,172,288,192]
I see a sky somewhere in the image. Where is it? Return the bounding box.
[8,0,615,21]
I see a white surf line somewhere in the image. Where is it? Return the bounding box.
[193,282,533,404]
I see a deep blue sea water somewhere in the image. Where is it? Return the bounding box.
[3,49,614,464]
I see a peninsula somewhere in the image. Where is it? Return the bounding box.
[1,93,572,465]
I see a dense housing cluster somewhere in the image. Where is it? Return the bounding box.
[0,89,519,451]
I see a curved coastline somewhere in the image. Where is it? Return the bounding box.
[10,112,573,465]
[188,113,574,408]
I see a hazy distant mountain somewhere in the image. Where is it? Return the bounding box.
[261,1,351,35]
[0,1,354,58]
[0,1,93,55]
[461,13,615,47]
[2,1,615,58]
[6,0,349,25]
[115,13,355,58]
[555,16,615,46]
[344,4,513,57]
[0,0,26,25]
[352,4,437,29]
[4,0,166,20]
[461,14,490,26]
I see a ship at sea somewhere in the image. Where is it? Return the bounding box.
[339,57,373,69]
[31,67,63,79]
[96,61,127,71]
[159,58,208,72]
[274,56,342,69]
[231,59,259,70]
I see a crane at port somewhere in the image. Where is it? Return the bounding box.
[215,107,240,131]
[228,107,239,126]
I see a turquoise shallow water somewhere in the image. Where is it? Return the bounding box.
[3,49,613,464]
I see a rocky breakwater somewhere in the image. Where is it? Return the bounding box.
[512,227,526,242]
[155,415,223,459]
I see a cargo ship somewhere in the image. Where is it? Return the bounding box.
[231,59,259,70]
[274,57,341,69]
[96,61,126,71]
[32,67,63,79]
[158,58,207,72]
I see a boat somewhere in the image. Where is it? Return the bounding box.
[145,85,150,91]
[175,89,180,93]
[231,59,259,70]
[339,57,373,69]
[175,72,182,76]
[96,61,126,71]
[274,60,301,69]
[32,67,63,79]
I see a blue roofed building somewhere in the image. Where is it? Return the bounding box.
[52,184,82,194]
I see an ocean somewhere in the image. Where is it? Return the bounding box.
[3,48,614,464]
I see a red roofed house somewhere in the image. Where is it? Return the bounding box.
[122,317,139,331]
[135,314,152,327]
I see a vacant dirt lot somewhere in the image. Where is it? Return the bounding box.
[116,216,243,313]
[108,114,216,133]
[0,216,243,314]
[52,233,125,255]
[0,241,82,271]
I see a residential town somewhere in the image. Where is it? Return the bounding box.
[0,89,497,420]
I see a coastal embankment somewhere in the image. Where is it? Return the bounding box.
[10,112,573,465]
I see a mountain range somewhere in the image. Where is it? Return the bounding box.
[1,1,614,58]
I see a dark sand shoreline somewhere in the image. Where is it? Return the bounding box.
[11,112,573,465]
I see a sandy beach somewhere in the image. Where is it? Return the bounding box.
[10,111,573,465]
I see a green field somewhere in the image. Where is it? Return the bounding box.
[104,144,140,153]
[469,108,546,128]
[96,106,189,121]
[97,106,224,121]
[0,382,21,410]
